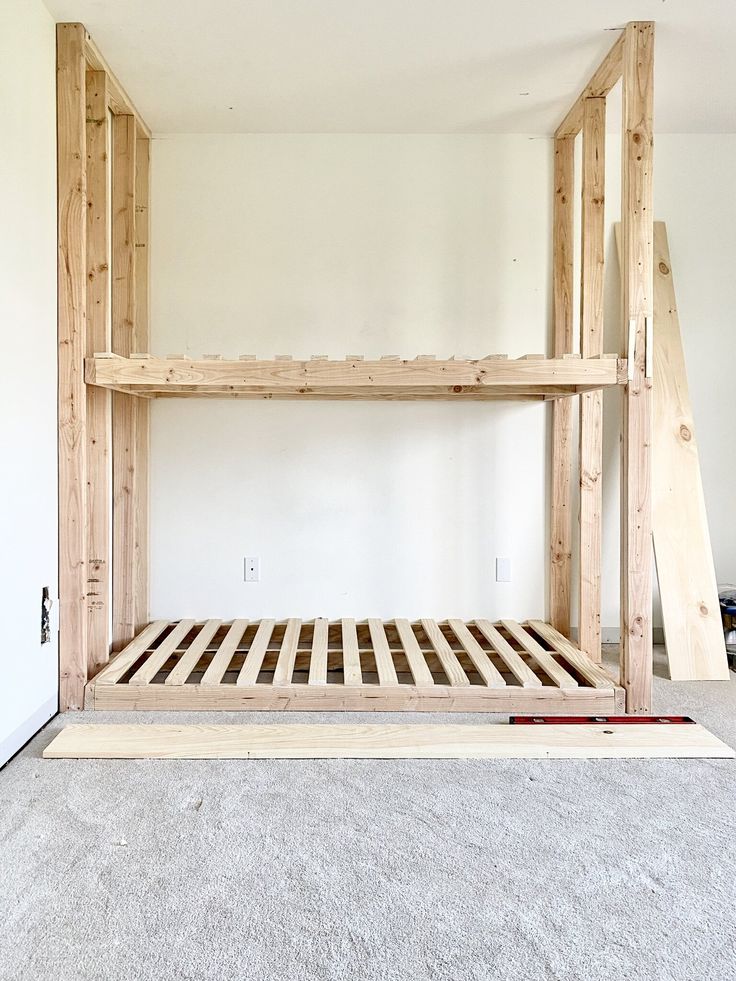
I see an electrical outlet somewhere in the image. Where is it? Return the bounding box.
[496,557,512,583]
[244,557,260,582]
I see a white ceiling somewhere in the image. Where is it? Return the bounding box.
[44,0,736,134]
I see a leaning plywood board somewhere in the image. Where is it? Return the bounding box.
[616,223,728,680]
[43,723,735,760]
[652,224,728,679]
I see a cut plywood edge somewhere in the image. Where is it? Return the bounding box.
[615,222,729,681]
[43,722,735,760]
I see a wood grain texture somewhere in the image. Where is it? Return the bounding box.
[550,135,576,635]
[650,223,728,679]
[84,69,111,677]
[620,22,655,713]
[134,136,150,631]
[111,114,137,650]
[44,722,734,760]
[556,33,624,138]
[57,23,88,710]
[85,355,621,399]
[578,97,606,664]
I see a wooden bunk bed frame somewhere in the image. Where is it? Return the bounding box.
[57,21,655,715]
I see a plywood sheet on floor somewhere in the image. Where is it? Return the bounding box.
[43,722,735,760]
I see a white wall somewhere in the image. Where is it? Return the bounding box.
[0,0,58,764]
[150,133,736,629]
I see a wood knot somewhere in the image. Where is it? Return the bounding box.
[659,261,670,275]
[633,133,641,144]
[453,385,463,393]
[679,424,692,442]
[699,603,709,616]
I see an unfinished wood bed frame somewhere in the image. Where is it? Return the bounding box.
[57,22,655,715]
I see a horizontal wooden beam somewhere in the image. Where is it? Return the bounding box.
[555,32,624,138]
[85,355,624,399]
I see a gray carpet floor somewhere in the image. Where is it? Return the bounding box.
[2,647,736,981]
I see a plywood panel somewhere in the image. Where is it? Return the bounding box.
[44,722,734,760]
[651,223,728,680]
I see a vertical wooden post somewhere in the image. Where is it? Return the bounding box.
[111,113,138,650]
[85,69,111,675]
[620,22,655,712]
[134,133,151,630]
[550,135,575,635]
[578,97,606,663]
[57,23,88,710]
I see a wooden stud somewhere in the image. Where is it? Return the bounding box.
[578,97,606,664]
[134,134,150,632]
[111,113,138,650]
[550,135,575,635]
[84,68,111,678]
[57,24,89,710]
[620,22,655,713]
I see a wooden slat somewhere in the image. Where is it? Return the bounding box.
[620,22,655,713]
[341,619,362,686]
[420,620,470,687]
[368,619,399,686]
[447,620,506,688]
[134,135,150,631]
[474,620,542,688]
[44,722,735,761]
[308,618,329,685]
[272,619,302,686]
[198,619,250,686]
[550,135,575,636]
[232,619,273,685]
[111,113,138,651]
[650,224,728,680]
[128,619,195,686]
[556,32,625,138]
[165,619,222,686]
[84,68,111,678]
[527,621,616,690]
[394,619,434,687]
[57,24,89,710]
[501,620,578,689]
[578,96,606,664]
[93,620,170,686]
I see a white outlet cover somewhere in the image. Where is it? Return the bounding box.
[495,557,512,583]
[244,557,260,582]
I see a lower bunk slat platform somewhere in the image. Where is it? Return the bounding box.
[88,618,624,713]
